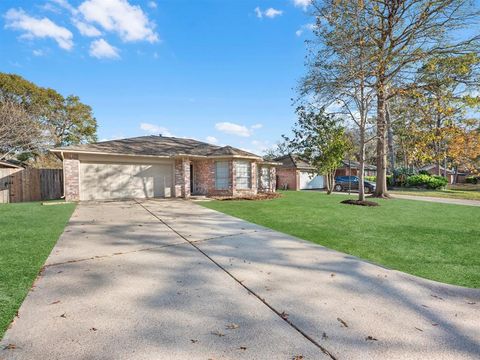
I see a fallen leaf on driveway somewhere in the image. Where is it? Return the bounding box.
[60,313,67,318]
[322,332,328,340]
[280,311,289,320]
[337,317,348,327]
[190,339,198,343]
[430,294,444,301]
[414,327,423,332]
[292,355,304,360]
[467,301,476,305]
[365,336,378,341]
[225,323,239,330]
[3,344,16,350]
[211,330,225,337]
[239,346,247,350]
[50,300,61,305]
[90,328,97,331]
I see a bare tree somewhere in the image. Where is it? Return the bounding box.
[301,0,376,201]
[0,100,42,160]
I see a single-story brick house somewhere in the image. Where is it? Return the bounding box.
[419,164,468,184]
[275,154,325,190]
[335,160,377,177]
[51,135,277,201]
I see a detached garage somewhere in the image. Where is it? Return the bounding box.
[275,154,325,191]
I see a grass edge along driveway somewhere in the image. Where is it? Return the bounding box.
[200,191,480,288]
[0,202,76,338]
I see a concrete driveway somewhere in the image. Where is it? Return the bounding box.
[1,200,479,360]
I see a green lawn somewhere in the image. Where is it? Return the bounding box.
[390,186,480,201]
[0,202,75,338]
[201,191,480,288]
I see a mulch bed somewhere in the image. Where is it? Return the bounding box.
[341,199,379,207]
[213,193,282,201]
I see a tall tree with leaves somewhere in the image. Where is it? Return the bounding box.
[309,0,480,197]
[0,73,97,155]
[284,106,351,194]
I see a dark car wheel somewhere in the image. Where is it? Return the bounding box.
[334,184,343,192]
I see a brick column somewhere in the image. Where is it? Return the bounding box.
[63,153,80,201]
[182,159,191,198]
[174,158,191,198]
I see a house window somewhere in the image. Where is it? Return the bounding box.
[259,166,270,190]
[235,161,251,189]
[215,161,230,190]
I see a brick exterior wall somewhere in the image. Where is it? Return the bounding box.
[63,153,80,201]
[276,168,298,190]
[174,158,191,198]
[64,154,275,200]
[192,159,234,197]
[192,159,276,197]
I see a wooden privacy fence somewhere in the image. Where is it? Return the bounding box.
[0,168,63,203]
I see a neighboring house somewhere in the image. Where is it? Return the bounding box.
[50,135,277,201]
[274,154,325,191]
[419,164,468,184]
[335,160,377,177]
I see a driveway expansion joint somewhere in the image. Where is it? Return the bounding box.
[136,200,337,360]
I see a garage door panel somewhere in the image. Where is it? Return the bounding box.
[299,171,324,190]
[80,162,173,201]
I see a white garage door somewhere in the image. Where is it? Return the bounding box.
[80,162,173,201]
[299,171,325,190]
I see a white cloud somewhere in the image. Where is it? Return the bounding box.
[215,122,251,137]
[32,49,44,56]
[73,19,101,36]
[251,139,271,153]
[50,0,78,14]
[148,1,157,9]
[4,9,74,50]
[254,7,283,19]
[295,23,316,37]
[78,0,159,43]
[205,136,219,144]
[140,123,173,136]
[265,8,283,18]
[251,123,263,129]
[89,38,120,59]
[293,0,311,10]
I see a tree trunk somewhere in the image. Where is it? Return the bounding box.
[374,88,389,198]
[325,172,334,195]
[386,101,395,174]
[358,128,366,202]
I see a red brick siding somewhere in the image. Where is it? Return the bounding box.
[276,168,298,190]
[64,153,80,201]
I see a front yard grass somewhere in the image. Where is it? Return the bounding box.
[0,202,76,338]
[390,186,480,201]
[201,191,480,288]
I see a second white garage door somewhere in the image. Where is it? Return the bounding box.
[80,162,174,201]
[299,171,325,190]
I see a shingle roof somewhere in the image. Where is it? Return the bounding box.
[274,154,315,170]
[51,135,261,159]
[340,160,377,171]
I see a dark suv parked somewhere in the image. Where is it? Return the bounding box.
[334,176,376,193]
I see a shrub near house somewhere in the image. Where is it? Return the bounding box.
[406,174,448,189]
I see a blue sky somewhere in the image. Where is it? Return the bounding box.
[0,0,314,155]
